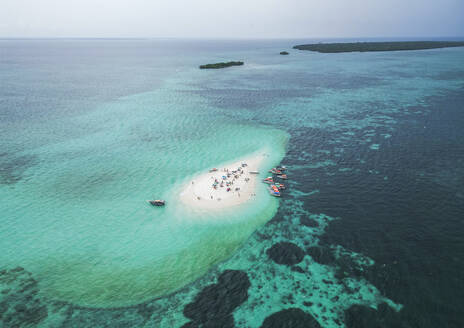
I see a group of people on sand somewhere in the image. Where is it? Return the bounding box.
[207,164,250,199]
[192,163,252,202]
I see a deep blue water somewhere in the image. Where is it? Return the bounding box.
[1,39,464,327]
[316,89,464,326]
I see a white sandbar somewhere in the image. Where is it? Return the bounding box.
[179,151,269,210]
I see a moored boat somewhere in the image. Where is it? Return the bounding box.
[277,174,288,180]
[269,185,281,197]
[249,171,259,174]
[275,182,286,190]
[263,177,274,184]
[148,200,166,206]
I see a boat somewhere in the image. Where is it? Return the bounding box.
[263,177,274,184]
[148,200,165,206]
[277,174,288,180]
[275,183,286,190]
[209,168,218,172]
[269,168,282,174]
[249,171,259,174]
[269,185,281,197]
[276,166,287,171]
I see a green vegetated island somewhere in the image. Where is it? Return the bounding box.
[293,41,464,53]
[199,61,244,69]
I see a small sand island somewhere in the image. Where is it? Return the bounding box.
[199,61,244,69]
[280,51,289,55]
[293,41,464,53]
[180,152,281,210]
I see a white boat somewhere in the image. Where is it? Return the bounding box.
[148,200,165,206]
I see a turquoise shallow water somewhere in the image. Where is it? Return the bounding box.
[1,39,464,327]
[0,74,288,306]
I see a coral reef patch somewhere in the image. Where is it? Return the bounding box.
[182,270,251,327]
[260,308,321,328]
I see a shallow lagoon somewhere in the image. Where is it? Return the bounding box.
[0,78,289,306]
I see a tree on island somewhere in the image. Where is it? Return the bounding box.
[199,61,244,69]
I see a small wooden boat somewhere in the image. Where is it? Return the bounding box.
[269,185,281,197]
[277,174,288,180]
[275,183,286,190]
[249,171,259,174]
[263,177,274,184]
[148,200,165,206]
[209,168,218,172]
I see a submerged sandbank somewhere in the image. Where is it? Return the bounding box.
[180,151,269,210]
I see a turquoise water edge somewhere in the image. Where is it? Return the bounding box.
[1,76,289,306]
[1,39,463,327]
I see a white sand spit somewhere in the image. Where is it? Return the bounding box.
[180,151,270,210]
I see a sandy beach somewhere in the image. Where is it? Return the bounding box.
[180,151,269,210]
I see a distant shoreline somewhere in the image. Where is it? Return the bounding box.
[293,41,464,53]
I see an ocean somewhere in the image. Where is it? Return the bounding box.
[0,38,463,327]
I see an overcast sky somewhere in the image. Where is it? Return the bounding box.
[1,0,463,38]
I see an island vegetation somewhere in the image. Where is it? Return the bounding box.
[293,41,464,53]
[199,61,244,69]
[280,51,289,55]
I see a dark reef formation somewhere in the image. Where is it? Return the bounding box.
[344,303,405,328]
[293,41,464,53]
[300,216,319,227]
[199,61,244,69]
[334,253,364,280]
[0,152,37,185]
[0,267,48,326]
[291,266,305,274]
[267,242,305,266]
[260,308,321,328]
[182,270,250,327]
[306,246,335,265]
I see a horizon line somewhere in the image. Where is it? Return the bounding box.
[1,35,464,41]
